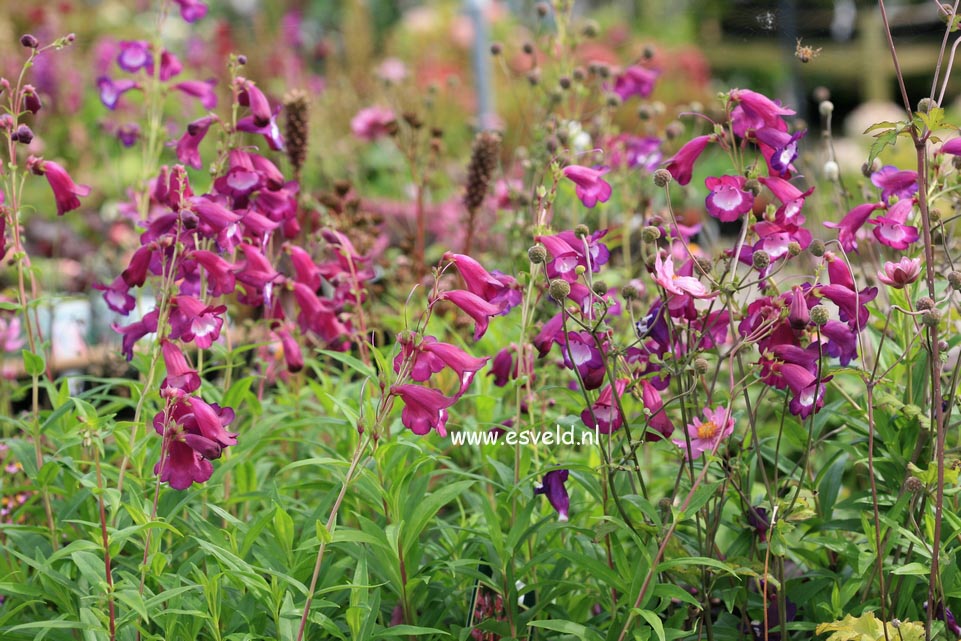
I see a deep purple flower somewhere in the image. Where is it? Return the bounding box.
[788,285,810,330]
[820,320,858,366]
[172,0,208,23]
[113,309,159,361]
[754,126,806,175]
[824,202,884,252]
[391,384,456,436]
[236,110,284,151]
[161,340,201,394]
[729,88,795,136]
[116,124,140,147]
[534,469,570,521]
[237,79,272,127]
[778,363,826,418]
[190,250,237,297]
[21,85,41,114]
[117,41,151,73]
[641,379,674,440]
[154,396,237,490]
[276,327,303,373]
[443,252,520,313]
[612,65,658,101]
[664,135,713,186]
[558,331,607,390]
[941,138,961,155]
[94,276,135,315]
[168,295,226,349]
[562,165,612,208]
[871,165,918,201]
[704,175,754,222]
[605,134,661,171]
[395,336,489,397]
[817,284,878,331]
[176,116,215,169]
[438,290,503,341]
[27,156,91,216]
[536,229,610,282]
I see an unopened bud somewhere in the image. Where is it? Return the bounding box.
[809,305,829,326]
[818,100,834,117]
[621,284,639,300]
[641,226,661,243]
[949,271,961,291]
[787,241,802,257]
[528,245,548,264]
[917,97,937,114]
[549,279,571,301]
[11,124,32,144]
[558,76,571,90]
[522,42,535,55]
[592,281,608,296]
[574,224,590,238]
[917,296,936,311]
[20,34,38,49]
[237,54,248,65]
[653,169,672,187]
[490,42,502,56]
[823,160,839,182]
[905,476,924,493]
[752,250,771,271]
[693,357,710,374]
[922,308,942,327]
[535,2,549,17]
[582,20,599,38]
[809,239,826,257]
[930,208,942,223]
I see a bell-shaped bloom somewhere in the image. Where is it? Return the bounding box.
[605,134,662,171]
[705,175,754,222]
[533,313,564,358]
[779,363,828,418]
[438,290,503,341]
[190,250,237,297]
[641,379,674,440]
[871,165,918,201]
[21,85,41,114]
[941,138,961,155]
[817,284,878,331]
[824,251,856,290]
[97,76,140,110]
[877,256,922,288]
[27,156,90,216]
[391,384,456,436]
[729,88,795,136]
[664,135,713,186]
[558,331,607,390]
[673,406,735,459]
[113,309,159,361]
[351,106,396,141]
[176,116,215,169]
[534,469,570,521]
[160,339,201,394]
[238,79,272,127]
[94,275,136,315]
[443,252,520,313]
[653,253,716,300]
[395,336,489,397]
[276,327,304,373]
[536,229,611,282]
[168,295,226,349]
[151,50,183,82]
[236,110,285,151]
[172,80,218,110]
[820,320,858,366]
[172,0,208,22]
[824,202,883,252]
[612,65,658,101]
[870,215,918,250]
[117,40,151,72]
[190,195,241,234]
[154,396,237,490]
[562,165,612,208]
[581,379,629,434]
[755,127,806,176]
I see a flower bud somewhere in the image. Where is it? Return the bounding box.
[930,208,942,223]
[641,225,661,243]
[592,281,608,296]
[693,357,710,374]
[949,271,961,291]
[652,168,672,187]
[582,20,599,38]
[905,476,924,493]
[20,34,39,49]
[788,241,802,257]
[397,329,415,345]
[528,245,548,264]
[621,284,639,300]
[752,250,771,271]
[823,160,839,182]
[808,239,825,257]
[490,42,502,56]
[11,124,32,144]
[917,296,936,311]
[574,224,591,238]
[237,54,248,65]
[922,308,942,327]
[665,121,684,140]
[558,76,571,90]
[535,2,549,17]
[819,100,834,117]
[809,305,829,326]
[917,97,937,114]
[549,279,571,301]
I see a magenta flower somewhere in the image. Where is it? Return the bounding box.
[154,396,237,490]
[754,126,805,176]
[788,285,810,330]
[93,276,135,315]
[665,135,713,186]
[351,106,396,141]
[612,65,658,101]
[673,406,735,459]
[941,138,961,155]
[176,116,215,169]
[653,253,716,300]
[870,216,918,250]
[443,252,520,313]
[172,0,208,22]
[641,380,674,440]
[438,290,503,341]
[817,284,878,331]
[877,256,922,288]
[391,384,456,436]
[778,363,827,418]
[237,79,272,128]
[117,41,151,73]
[97,76,140,110]
[559,331,607,390]
[562,165,612,208]
[168,296,226,349]
[113,310,159,361]
[190,250,237,297]
[871,165,918,201]
[21,85,41,114]
[395,336,489,397]
[581,379,628,434]
[605,134,662,171]
[534,469,570,521]
[236,110,285,151]
[536,229,610,282]
[820,320,858,366]
[729,89,795,136]
[824,202,884,253]
[172,80,218,110]
[704,175,754,222]
[27,156,91,216]
[160,339,201,395]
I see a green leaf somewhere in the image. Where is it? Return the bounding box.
[635,609,666,641]
[528,619,604,641]
[373,625,452,638]
[867,129,900,166]
[22,349,45,377]
[891,562,929,576]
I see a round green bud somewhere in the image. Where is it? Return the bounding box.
[549,279,571,301]
[808,239,826,257]
[528,245,548,264]
[922,308,942,327]
[574,224,591,238]
[809,305,829,326]
[641,226,661,243]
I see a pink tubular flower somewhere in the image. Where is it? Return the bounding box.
[172,80,218,109]
[443,252,520,313]
[871,165,918,201]
[27,156,90,216]
[238,79,272,127]
[168,295,226,348]
[653,252,716,299]
[704,175,754,222]
[391,384,456,436]
[562,165,612,208]
[351,106,396,141]
[664,135,713,186]
[161,340,201,394]
[754,126,805,176]
[534,469,570,521]
[276,327,304,373]
[176,116,215,169]
[641,380,674,440]
[172,0,208,22]
[154,396,237,490]
[612,65,658,101]
[730,88,795,136]
[94,275,135,315]
[394,336,489,397]
[438,290,503,340]
[941,137,961,155]
[877,257,922,288]
[117,41,151,72]
[673,406,735,459]
[823,202,883,253]
[97,76,140,110]
[190,250,237,297]
[581,379,628,434]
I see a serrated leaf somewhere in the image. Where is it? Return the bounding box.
[867,129,900,166]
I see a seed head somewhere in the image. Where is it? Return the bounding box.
[917,97,937,114]
[809,305,829,326]
[752,250,771,271]
[20,34,38,49]
[574,224,591,238]
[949,271,961,291]
[917,296,936,311]
[922,308,942,327]
[621,284,639,300]
[528,245,548,264]
[652,168,672,187]
[665,121,684,140]
[823,160,839,182]
[818,100,834,117]
[693,357,710,375]
[641,226,661,243]
[490,42,502,56]
[463,131,501,213]
[809,239,826,257]
[787,241,802,257]
[744,178,761,195]
[592,281,608,296]
[283,89,310,181]
[522,42,535,55]
[905,476,924,494]
[582,20,599,38]
[549,279,571,301]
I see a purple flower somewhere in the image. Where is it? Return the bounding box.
[705,175,754,222]
[172,0,208,22]
[161,340,201,394]
[941,138,961,155]
[559,331,607,390]
[190,250,237,297]
[116,124,140,147]
[870,216,918,250]
[871,165,918,201]
[168,296,226,349]
[581,379,628,434]
[97,76,140,110]
[605,134,661,171]
[154,396,237,490]
[664,135,713,186]
[820,320,858,366]
[113,310,159,361]
[729,89,795,136]
[562,165,612,208]
[443,252,520,313]
[673,406,735,459]
[612,65,658,101]
[237,79,272,128]
[176,116,215,169]
[94,276,135,315]
[536,229,610,282]
[877,256,922,288]
[117,41,151,73]
[438,290,503,341]
[236,110,284,151]
[641,380,674,440]
[391,384,456,436]
[27,156,90,216]
[395,336,489,397]
[823,202,883,253]
[534,469,570,521]
[172,80,218,109]
[817,284,878,331]
[754,127,805,176]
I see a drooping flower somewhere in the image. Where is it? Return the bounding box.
[653,252,716,300]
[704,175,754,222]
[160,339,201,395]
[394,336,489,398]
[168,295,226,349]
[172,0,208,22]
[237,79,272,127]
[823,202,883,252]
[97,76,140,110]
[438,290,503,341]
[664,135,713,186]
[729,88,795,136]
[562,165,612,208]
[605,134,662,171]
[640,379,674,440]
[27,156,91,216]
[176,116,215,169]
[871,165,918,201]
[351,106,396,141]
[534,469,570,521]
[154,396,237,490]
[754,126,806,176]
[443,252,521,313]
[673,406,734,459]
[94,276,136,315]
[581,379,629,434]
[816,284,878,331]
[391,384,456,436]
[877,256,922,288]
[172,80,218,110]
